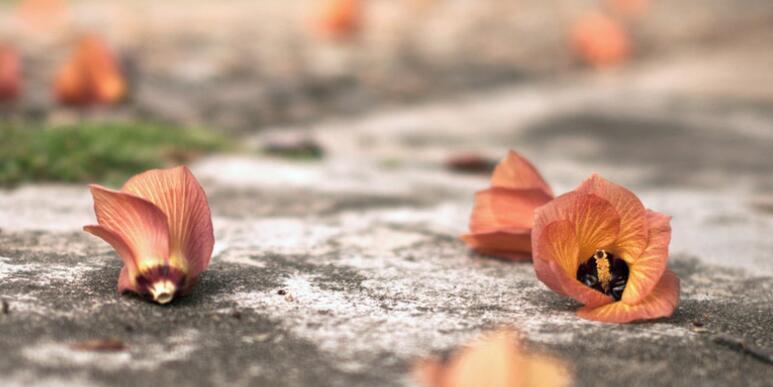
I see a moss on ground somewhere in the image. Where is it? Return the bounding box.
[0,121,230,186]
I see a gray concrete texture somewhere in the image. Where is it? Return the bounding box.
[1,50,773,386]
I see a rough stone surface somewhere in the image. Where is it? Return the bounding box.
[2,55,773,386]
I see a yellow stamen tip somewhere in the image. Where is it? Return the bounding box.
[149,280,176,304]
[594,250,612,291]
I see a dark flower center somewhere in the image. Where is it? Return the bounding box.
[576,250,629,301]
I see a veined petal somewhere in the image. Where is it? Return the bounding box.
[468,188,553,233]
[533,220,613,307]
[88,185,170,270]
[577,270,680,323]
[121,166,214,280]
[622,210,671,304]
[534,191,620,261]
[491,151,554,197]
[459,228,532,260]
[575,174,647,261]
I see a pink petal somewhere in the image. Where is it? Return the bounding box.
[121,166,214,280]
[533,219,613,307]
[491,151,554,197]
[575,174,648,261]
[88,185,170,269]
[468,188,553,233]
[533,191,621,261]
[622,210,672,304]
[460,228,533,260]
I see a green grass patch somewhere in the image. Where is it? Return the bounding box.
[0,121,230,187]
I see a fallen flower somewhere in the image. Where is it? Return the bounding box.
[569,11,630,68]
[0,45,21,102]
[460,151,554,260]
[84,166,214,304]
[313,0,363,41]
[54,34,126,106]
[532,174,679,323]
[414,329,571,387]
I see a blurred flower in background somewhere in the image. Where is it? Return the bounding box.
[54,34,126,106]
[0,44,21,102]
[312,0,363,41]
[569,10,630,68]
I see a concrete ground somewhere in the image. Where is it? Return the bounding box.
[1,42,773,386]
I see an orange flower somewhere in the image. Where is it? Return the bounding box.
[569,11,630,68]
[54,34,126,106]
[313,0,363,41]
[460,151,554,260]
[84,166,214,304]
[414,329,571,387]
[0,44,21,102]
[532,174,679,323]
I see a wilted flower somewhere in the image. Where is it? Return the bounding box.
[414,329,571,387]
[532,174,679,323]
[569,11,630,68]
[460,151,554,260]
[54,34,126,106]
[0,44,21,102]
[84,166,214,304]
[313,0,363,41]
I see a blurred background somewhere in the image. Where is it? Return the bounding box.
[1,0,772,187]
[2,2,773,387]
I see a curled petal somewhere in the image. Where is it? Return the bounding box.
[575,174,647,261]
[88,185,170,271]
[533,220,613,307]
[534,191,620,261]
[622,210,671,304]
[460,228,532,260]
[491,151,554,197]
[577,270,680,323]
[122,166,214,281]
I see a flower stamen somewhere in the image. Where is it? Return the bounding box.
[577,249,630,301]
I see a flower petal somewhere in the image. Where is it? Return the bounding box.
[622,210,672,304]
[460,228,532,260]
[575,174,647,261]
[533,220,613,307]
[443,330,523,387]
[121,166,214,279]
[88,185,170,268]
[533,191,621,261]
[491,151,554,197]
[468,188,553,233]
[577,269,680,323]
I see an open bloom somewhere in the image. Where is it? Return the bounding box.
[414,329,571,387]
[54,34,126,106]
[0,44,21,102]
[460,151,554,260]
[532,174,679,323]
[84,166,214,304]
